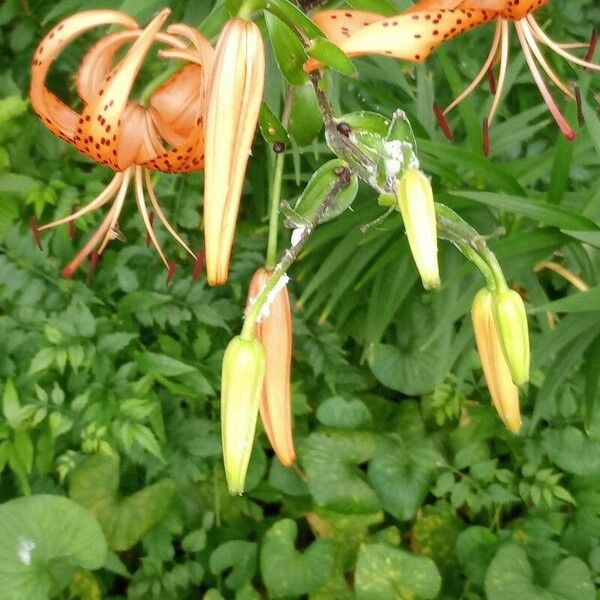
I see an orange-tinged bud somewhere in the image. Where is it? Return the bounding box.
[396,168,440,290]
[221,335,266,494]
[204,19,265,286]
[247,268,296,467]
[492,289,530,386]
[472,288,521,433]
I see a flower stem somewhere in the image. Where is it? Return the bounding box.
[241,170,353,340]
[265,90,294,270]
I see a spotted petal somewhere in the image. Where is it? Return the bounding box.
[30,10,138,144]
[311,10,383,47]
[77,9,171,171]
[336,8,498,63]
[77,30,186,105]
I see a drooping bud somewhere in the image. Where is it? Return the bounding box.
[492,289,530,386]
[281,159,358,228]
[247,268,296,467]
[396,168,440,290]
[472,289,521,433]
[220,335,266,494]
[204,18,265,286]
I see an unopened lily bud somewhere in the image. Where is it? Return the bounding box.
[492,289,530,386]
[204,18,265,286]
[472,289,521,433]
[396,168,440,290]
[221,335,266,494]
[247,268,296,467]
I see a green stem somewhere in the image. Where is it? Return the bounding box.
[241,170,352,340]
[238,0,266,20]
[265,90,294,270]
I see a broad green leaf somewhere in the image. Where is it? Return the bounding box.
[0,495,106,600]
[412,502,463,572]
[260,519,335,598]
[485,544,595,600]
[368,433,441,521]
[544,427,600,476]
[355,543,441,600]
[367,294,454,395]
[316,397,372,429]
[306,508,383,569]
[456,526,499,586]
[302,431,380,513]
[69,453,176,551]
[209,541,257,591]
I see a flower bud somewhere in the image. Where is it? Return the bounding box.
[221,335,266,494]
[396,168,440,290]
[472,289,521,433]
[492,289,530,386]
[204,18,265,286]
[247,268,296,467]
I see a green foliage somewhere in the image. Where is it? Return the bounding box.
[1,0,600,598]
[0,495,106,600]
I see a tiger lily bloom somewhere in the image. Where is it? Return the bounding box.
[246,268,296,467]
[472,288,521,433]
[30,9,213,276]
[204,19,265,286]
[308,1,599,146]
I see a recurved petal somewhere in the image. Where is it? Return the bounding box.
[77,8,171,170]
[311,10,384,47]
[328,8,498,63]
[145,64,206,173]
[149,64,204,147]
[31,10,138,143]
[404,0,464,11]
[77,30,186,105]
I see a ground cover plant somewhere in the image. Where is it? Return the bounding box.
[0,0,599,598]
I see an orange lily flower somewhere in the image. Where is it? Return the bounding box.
[308,1,599,145]
[203,19,265,286]
[246,268,296,467]
[30,9,213,276]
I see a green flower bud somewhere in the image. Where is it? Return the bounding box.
[472,289,521,433]
[281,159,358,228]
[221,335,266,495]
[492,290,530,386]
[396,168,440,290]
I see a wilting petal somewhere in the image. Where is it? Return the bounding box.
[77,9,171,170]
[204,19,265,285]
[247,268,296,467]
[30,10,138,143]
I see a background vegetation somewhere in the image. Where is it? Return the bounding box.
[0,0,599,598]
